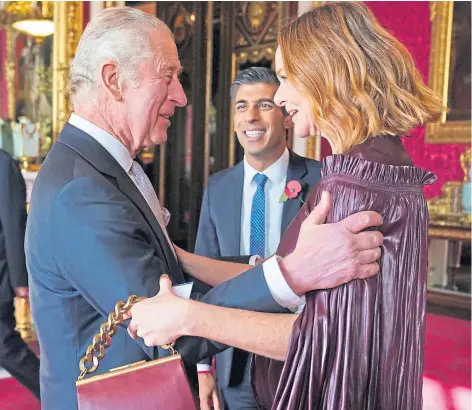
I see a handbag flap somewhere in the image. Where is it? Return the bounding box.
[77,355,197,410]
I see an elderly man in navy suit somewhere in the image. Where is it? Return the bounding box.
[194,67,321,410]
[26,7,383,410]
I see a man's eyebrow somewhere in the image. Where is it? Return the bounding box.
[158,61,183,74]
[257,98,276,104]
[235,98,275,105]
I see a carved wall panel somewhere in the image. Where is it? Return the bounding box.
[233,1,280,65]
[225,2,295,166]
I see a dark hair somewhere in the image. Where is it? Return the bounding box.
[230,67,280,98]
[231,67,286,115]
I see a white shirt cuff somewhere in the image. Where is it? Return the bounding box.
[249,255,260,266]
[262,255,306,312]
[196,364,212,373]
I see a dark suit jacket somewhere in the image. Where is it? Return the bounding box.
[0,149,28,302]
[194,151,321,388]
[25,124,283,409]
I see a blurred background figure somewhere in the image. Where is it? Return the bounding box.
[0,149,40,400]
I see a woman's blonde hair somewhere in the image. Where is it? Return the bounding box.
[278,2,444,153]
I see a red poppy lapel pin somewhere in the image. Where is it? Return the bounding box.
[280,180,305,204]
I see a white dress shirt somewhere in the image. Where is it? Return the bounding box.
[68,114,305,357]
[241,148,289,257]
[242,149,306,314]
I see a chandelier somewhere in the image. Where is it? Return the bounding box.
[0,1,54,40]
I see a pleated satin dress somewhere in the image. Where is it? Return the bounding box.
[252,135,436,410]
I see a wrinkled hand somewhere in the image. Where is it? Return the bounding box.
[281,191,384,294]
[127,275,191,346]
[198,372,221,410]
[14,287,29,298]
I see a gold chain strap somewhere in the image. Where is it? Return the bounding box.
[77,295,176,381]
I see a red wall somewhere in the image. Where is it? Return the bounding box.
[83,1,90,29]
[321,1,469,199]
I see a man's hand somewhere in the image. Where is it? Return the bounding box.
[127,275,191,346]
[14,287,29,298]
[198,372,221,410]
[281,191,383,295]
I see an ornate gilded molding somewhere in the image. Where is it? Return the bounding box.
[233,1,280,65]
[428,180,471,228]
[306,135,321,161]
[429,225,471,241]
[426,1,471,144]
[5,26,17,120]
[461,148,471,182]
[14,297,36,342]
[52,1,83,141]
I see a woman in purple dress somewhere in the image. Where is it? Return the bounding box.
[251,3,443,409]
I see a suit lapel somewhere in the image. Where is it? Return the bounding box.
[114,175,182,278]
[58,125,183,281]
[281,151,309,234]
[223,162,244,255]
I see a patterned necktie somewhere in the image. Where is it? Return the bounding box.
[250,173,268,257]
[129,161,175,257]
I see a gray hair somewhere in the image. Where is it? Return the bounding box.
[230,67,280,99]
[69,7,170,103]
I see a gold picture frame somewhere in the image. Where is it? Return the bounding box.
[52,1,83,141]
[426,1,471,144]
[1,1,82,173]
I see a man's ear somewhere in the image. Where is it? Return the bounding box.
[100,61,123,101]
[284,113,294,130]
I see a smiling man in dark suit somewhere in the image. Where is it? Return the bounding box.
[194,67,321,410]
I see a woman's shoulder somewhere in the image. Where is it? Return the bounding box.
[321,154,436,189]
[321,136,437,189]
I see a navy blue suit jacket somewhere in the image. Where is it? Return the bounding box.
[25,124,287,409]
[26,125,187,409]
[194,151,321,388]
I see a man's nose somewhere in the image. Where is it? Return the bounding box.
[169,80,187,107]
[245,106,260,123]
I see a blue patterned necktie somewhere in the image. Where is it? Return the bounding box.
[250,173,268,257]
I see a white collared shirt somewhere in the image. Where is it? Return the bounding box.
[241,148,289,257]
[69,113,134,173]
[69,114,305,333]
